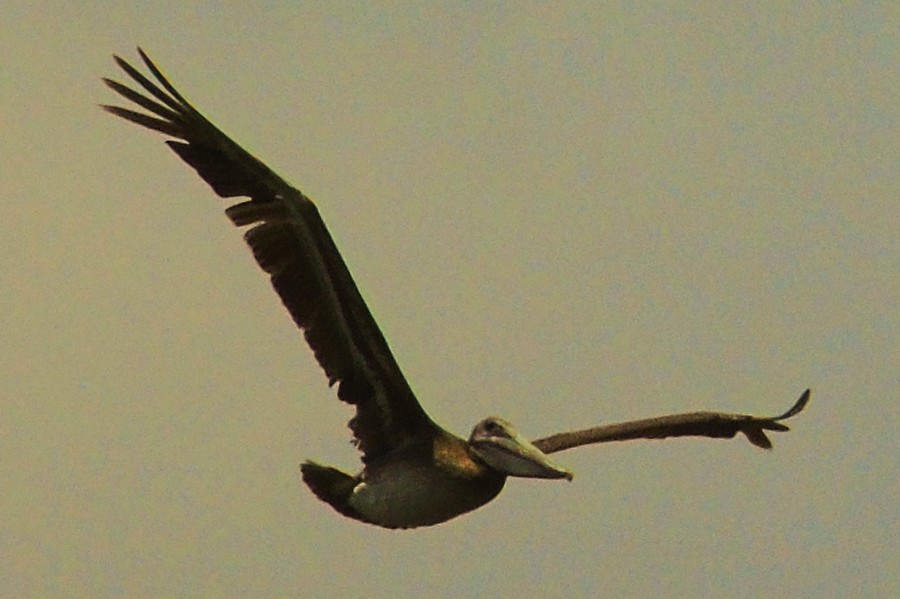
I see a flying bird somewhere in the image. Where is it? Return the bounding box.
[102,49,810,529]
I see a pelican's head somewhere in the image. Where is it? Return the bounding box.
[468,417,573,480]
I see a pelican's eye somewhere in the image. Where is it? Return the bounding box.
[484,420,508,437]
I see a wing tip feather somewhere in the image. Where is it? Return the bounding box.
[775,388,811,421]
[743,429,774,449]
[743,388,811,449]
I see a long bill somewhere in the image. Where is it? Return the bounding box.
[471,427,573,480]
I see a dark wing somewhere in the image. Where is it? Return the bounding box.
[532,389,810,454]
[102,48,440,460]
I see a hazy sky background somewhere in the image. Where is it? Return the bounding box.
[3,3,897,597]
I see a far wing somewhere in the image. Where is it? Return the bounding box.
[102,49,439,459]
[532,389,810,453]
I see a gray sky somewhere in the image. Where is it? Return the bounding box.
[3,3,897,597]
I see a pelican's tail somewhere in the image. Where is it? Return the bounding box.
[300,461,364,522]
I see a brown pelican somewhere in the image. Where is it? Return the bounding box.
[102,49,810,529]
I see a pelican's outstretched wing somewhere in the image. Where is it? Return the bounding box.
[532,389,810,453]
[102,49,439,459]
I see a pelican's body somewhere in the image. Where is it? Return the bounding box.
[303,433,505,529]
[103,49,809,529]
[302,417,573,528]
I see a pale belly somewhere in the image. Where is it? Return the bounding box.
[347,459,506,529]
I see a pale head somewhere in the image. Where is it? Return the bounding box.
[468,417,573,480]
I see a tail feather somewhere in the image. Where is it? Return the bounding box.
[300,461,364,522]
